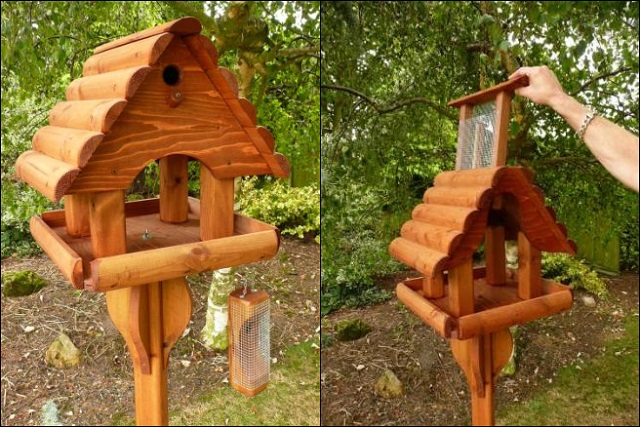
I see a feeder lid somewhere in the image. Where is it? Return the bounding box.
[15,17,289,203]
[389,166,576,279]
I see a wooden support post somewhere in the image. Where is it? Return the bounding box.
[485,227,506,285]
[200,164,234,240]
[132,282,168,426]
[517,231,542,299]
[65,193,92,237]
[492,91,512,167]
[90,190,190,426]
[422,276,444,298]
[160,155,189,223]
[90,190,126,257]
[448,258,475,317]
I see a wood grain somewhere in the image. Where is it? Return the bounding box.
[484,227,506,285]
[66,66,152,101]
[388,237,448,279]
[32,126,104,168]
[200,166,235,240]
[14,150,80,203]
[448,258,475,317]
[64,193,92,237]
[517,231,542,299]
[159,155,189,223]
[68,38,273,193]
[30,216,84,289]
[423,186,494,209]
[396,283,452,337]
[183,34,218,70]
[94,17,200,54]
[88,230,279,291]
[84,33,174,76]
[423,275,444,299]
[49,99,128,133]
[492,91,511,167]
[455,287,572,339]
[411,204,479,232]
[400,220,463,255]
[449,75,529,107]
[434,167,505,188]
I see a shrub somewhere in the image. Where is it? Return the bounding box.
[542,253,608,298]
[237,177,319,240]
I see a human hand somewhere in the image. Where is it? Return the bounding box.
[509,66,568,108]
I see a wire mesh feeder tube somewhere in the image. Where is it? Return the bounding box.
[228,288,270,396]
[456,101,497,170]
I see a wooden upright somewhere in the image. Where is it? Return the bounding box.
[15,17,290,426]
[389,77,577,426]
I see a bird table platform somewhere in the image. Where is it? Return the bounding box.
[15,17,289,426]
[389,77,576,426]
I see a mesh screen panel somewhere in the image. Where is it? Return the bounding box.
[456,101,497,169]
[229,291,270,393]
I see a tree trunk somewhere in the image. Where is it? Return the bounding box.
[201,267,237,350]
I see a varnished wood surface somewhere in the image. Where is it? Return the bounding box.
[84,33,174,77]
[94,17,201,54]
[32,126,104,168]
[67,66,152,101]
[448,75,529,107]
[68,38,270,193]
[14,151,79,202]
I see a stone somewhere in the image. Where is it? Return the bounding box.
[375,369,404,398]
[2,270,47,297]
[335,318,372,342]
[581,295,597,307]
[45,333,81,368]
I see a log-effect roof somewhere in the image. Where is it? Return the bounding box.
[389,167,576,280]
[15,17,289,202]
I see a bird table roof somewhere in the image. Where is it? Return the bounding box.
[15,17,289,202]
[389,166,576,279]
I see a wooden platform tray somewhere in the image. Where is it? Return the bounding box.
[396,268,572,340]
[31,197,280,291]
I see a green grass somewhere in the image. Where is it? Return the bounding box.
[111,339,320,426]
[498,315,639,426]
[169,339,320,426]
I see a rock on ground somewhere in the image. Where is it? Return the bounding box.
[375,369,404,398]
[46,333,82,368]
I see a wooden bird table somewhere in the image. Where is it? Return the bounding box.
[15,17,290,426]
[389,76,577,426]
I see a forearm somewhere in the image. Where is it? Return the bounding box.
[550,94,640,192]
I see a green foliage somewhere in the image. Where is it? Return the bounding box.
[321,1,638,309]
[1,2,319,255]
[498,315,639,426]
[237,177,319,240]
[2,270,47,297]
[542,253,608,298]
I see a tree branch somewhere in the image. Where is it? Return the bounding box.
[321,84,457,120]
[571,67,633,96]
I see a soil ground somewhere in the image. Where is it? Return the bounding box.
[1,237,320,426]
[321,272,639,426]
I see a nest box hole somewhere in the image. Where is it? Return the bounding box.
[163,65,181,86]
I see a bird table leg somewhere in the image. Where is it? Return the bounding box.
[451,328,513,426]
[106,278,192,426]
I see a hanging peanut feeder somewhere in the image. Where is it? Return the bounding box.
[15,17,289,426]
[389,76,577,426]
